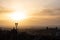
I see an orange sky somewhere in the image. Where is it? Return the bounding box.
[0,0,60,28]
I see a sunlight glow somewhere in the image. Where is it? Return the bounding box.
[7,1,28,22]
[9,11,27,22]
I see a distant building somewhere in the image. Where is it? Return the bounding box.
[56,27,58,30]
[46,27,48,30]
[15,23,18,30]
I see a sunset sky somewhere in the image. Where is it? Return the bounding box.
[0,0,60,28]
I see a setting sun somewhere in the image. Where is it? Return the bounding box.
[9,11,27,22]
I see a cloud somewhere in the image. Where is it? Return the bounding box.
[0,7,13,13]
[27,8,60,26]
[32,8,60,16]
[40,8,60,15]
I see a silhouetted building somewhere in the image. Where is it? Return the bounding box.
[56,27,58,30]
[46,27,48,30]
[15,23,18,30]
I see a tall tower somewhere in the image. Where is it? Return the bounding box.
[15,23,18,30]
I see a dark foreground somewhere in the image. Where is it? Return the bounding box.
[0,27,60,40]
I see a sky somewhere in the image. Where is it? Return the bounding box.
[0,0,60,28]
